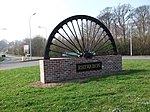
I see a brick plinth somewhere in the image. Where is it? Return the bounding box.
[40,55,122,83]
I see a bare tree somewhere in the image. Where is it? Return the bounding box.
[97,7,114,30]
[130,5,150,38]
[129,5,150,54]
[113,4,132,42]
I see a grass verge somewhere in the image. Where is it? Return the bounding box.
[0,60,150,112]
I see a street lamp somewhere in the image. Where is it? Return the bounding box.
[38,26,47,38]
[129,28,133,56]
[29,13,36,60]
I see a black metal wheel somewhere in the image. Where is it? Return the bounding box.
[44,15,117,59]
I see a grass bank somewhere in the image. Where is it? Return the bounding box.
[0,60,150,112]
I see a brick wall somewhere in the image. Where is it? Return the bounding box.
[40,55,122,83]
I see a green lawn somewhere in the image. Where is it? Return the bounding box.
[0,60,150,112]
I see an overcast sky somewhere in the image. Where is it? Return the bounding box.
[0,0,150,42]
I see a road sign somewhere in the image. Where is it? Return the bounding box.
[24,45,29,54]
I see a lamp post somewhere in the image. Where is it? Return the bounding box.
[38,26,47,38]
[29,13,36,60]
[129,28,133,56]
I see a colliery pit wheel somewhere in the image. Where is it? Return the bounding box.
[44,15,117,59]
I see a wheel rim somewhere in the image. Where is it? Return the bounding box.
[44,15,117,59]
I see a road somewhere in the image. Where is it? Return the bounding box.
[122,56,150,60]
[0,56,150,70]
[0,55,42,70]
[0,56,21,64]
[0,61,39,70]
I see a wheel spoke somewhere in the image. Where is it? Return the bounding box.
[92,23,97,39]
[66,23,82,52]
[53,37,79,54]
[81,19,85,51]
[87,21,93,51]
[57,32,77,50]
[71,21,83,52]
[89,24,101,51]
[85,19,88,51]
[61,27,78,49]
[90,30,106,51]
[51,43,73,52]
[51,43,81,55]
[76,20,84,52]
[57,31,81,52]
[94,38,110,52]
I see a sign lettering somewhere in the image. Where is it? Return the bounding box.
[76,62,102,72]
